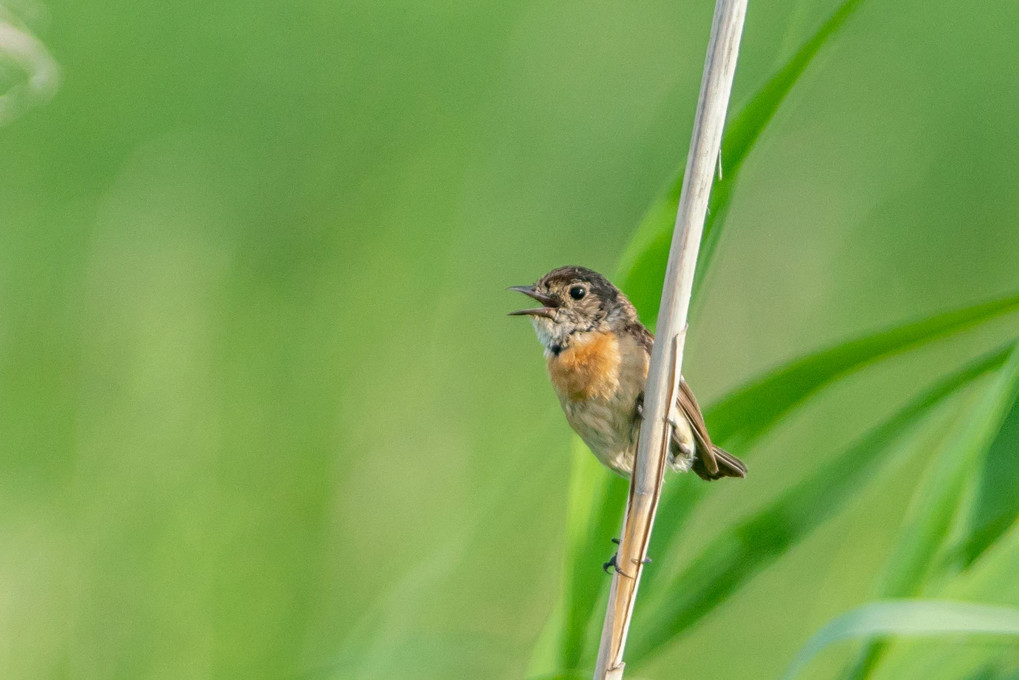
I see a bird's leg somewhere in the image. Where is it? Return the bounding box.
[603,538,619,574]
[603,537,651,574]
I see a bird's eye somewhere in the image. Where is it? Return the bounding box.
[569,285,586,300]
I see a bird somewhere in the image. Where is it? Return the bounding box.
[509,265,746,481]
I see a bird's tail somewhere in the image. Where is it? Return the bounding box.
[694,447,747,481]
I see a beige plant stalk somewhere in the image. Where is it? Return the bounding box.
[592,1,748,678]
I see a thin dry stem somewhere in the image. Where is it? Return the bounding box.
[592,1,748,677]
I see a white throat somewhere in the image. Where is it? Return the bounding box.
[530,317,570,356]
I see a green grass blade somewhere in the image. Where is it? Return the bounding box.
[965,395,1019,565]
[878,342,1019,597]
[706,292,1019,452]
[542,0,1017,667]
[558,443,628,670]
[542,0,880,668]
[528,442,620,674]
[615,0,868,320]
[929,397,1019,588]
[948,519,1019,604]
[625,347,1011,661]
[862,521,1019,680]
[846,342,1019,680]
[543,291,1019,672]
[782,600,1019,680]
[649,297,1019,582]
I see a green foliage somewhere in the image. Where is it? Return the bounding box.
[782,600,1019,680]
[5,0,1019,677]
[615,0,867,321]
[536,0,875,668]
[535,0,1019,675]
[558,442,628,671]
[707,294,1019,451]
[877,344,1019,599]
[628,346,1017,661]
[843,343,1019,679]
[541,294,1019,672]
[966,397,1019,565]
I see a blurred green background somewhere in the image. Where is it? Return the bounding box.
[2,0,1018,678]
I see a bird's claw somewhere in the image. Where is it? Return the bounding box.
[604,538,651,574]
[605,538,623,573]
[602,553,624,575]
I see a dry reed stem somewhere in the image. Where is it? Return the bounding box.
[592,1,748,677]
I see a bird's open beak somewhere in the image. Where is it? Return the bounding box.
[507,285,558,319]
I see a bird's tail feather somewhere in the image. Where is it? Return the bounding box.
[694,447,747,481]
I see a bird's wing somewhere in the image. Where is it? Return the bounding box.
[674,378,719,475]
[632,323,745,480]
[630,323,717,473]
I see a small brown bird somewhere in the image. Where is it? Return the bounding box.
[510,266,745,481]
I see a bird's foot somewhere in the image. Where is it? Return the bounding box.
[604,538,623,574]
[603,538,651,574]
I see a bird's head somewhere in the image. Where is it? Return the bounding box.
[509,266,637,353]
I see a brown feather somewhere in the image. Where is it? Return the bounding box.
[518,265,746,482]
[628,321,746,480]
[710,447,747,478]
[676,378,719,475]
[546,331,621,401]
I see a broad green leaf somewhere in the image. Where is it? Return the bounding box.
[846,343,1019,679]
[706,292,1019,452]
[625,347,1012,661]
[783,600,1019,680]
[615,0,868,321]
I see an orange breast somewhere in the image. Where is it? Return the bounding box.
[547,331,622,401]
